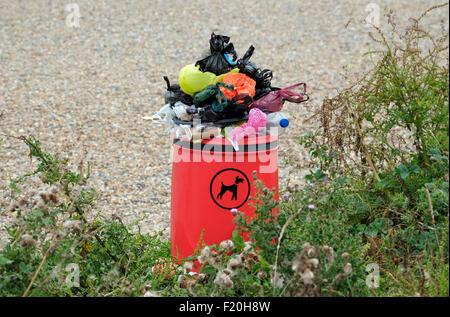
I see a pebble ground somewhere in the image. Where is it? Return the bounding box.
[1,0,448,247]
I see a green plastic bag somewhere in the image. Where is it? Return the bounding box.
[193,82,234,108]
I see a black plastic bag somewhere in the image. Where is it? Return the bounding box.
[195,33,238,75]
[237,46,273,89]
[200,105,223,122]
[227,94,253,114]
[200,94,251,123]
[163,76,193,106]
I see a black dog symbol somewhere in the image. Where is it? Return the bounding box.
[217,176,245,200]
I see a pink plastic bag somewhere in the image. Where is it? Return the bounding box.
[253,82,308,112]
[227,108,267,149]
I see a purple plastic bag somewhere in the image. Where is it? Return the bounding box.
[253,82,308,112]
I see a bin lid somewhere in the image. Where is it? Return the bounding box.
[172,115,249,128]
[173,134,279,153]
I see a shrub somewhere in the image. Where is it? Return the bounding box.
[0,137,172,297]
[298,4,449,297]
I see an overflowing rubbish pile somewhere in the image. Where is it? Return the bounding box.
[147,33,308,150]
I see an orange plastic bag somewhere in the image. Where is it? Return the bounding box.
[219,73,256,100]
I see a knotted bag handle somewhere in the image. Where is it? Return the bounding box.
[239,45,255,64]
[210,32,230,52]
[278,82,308,103]
[231,94,253,109]
[163,76,172,90]
[257,69,273,88]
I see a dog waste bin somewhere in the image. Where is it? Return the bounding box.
[170,134,279,260]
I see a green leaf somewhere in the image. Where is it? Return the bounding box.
[43,217,53,225]
[376,179,389,190]
[19,262,31,274]
[356,224,367,235]
[0,255,13,265]
[33,209,44,217]
[355,201,370,214]
[366,229,378,237]
[314,169,326,181]
[410,165,420,175]
[427,148,445,162]
[256,252,271,269]
[201,265,217,281]
[395,164,410,180]
[231,231,245,250]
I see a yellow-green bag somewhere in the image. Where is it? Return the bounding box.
[214,68,239,84]
[178,64,216,96]
[178,64,239,97]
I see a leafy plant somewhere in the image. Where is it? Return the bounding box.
[0,136,173,297]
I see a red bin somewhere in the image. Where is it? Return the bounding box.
[170,134,279,260]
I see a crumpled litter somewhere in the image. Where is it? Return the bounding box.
[227,108,267,150]
[144,33,308,146]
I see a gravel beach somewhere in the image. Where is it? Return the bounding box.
[1,0,448,247]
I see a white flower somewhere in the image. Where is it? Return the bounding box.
[20,234,36,247]
[183,261,193,273]
[292,261,299,272]
[198,255,207,264]
[343,263,352,275]
[323,246,335,265]
[257,271,267,279]
[227,256,243,271]
[214,271,233,289]
[243,241,253,253]
[220,240,234,251]
[201,246,211,258]
[143,291,160,297]
[197,273,207,281]
[306,258,319,268]
[307,247,316,257]
[300,269,315,285]
[63,220,81,233]
[177,275,187,285]
[270,272,284,288]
